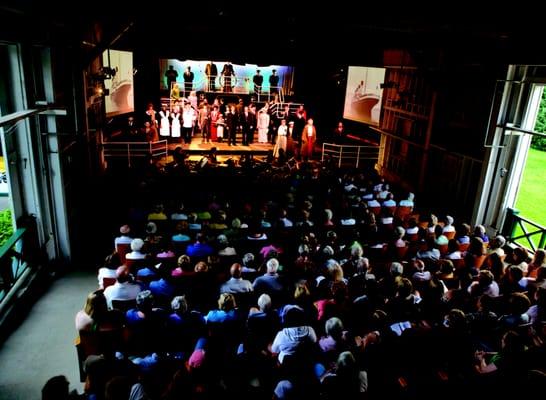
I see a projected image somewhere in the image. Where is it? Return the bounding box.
[103,50,134,117]
[159,59,294,97]
[343,66,385,126]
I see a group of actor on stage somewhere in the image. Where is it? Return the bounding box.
[116,94,317,159]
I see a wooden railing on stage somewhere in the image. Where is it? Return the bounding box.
[102,140,169,168]
[321,142,382,168]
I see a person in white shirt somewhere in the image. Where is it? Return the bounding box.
[220,263,253,294]
[114,224,133,249]
[103,266,142,309]
[125,238,146,261]
[274,119,288,158]
[271,305,317,364]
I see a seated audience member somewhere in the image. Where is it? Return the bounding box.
[468,270,500,297]
[473,224,489,243]
[220,263,253,294]
[253,258,284,303]
[170,203,188,221]
[507,247,530,275]
[434,224,449,246]
[75,290,109,331]
[114,224,133,248]
[217,234,237,256]
[125,238,146,261]
[148,263,176,300]
[205,293,239,323]
[456,223,471,245]
[97,253,121,289]
[187,213,202,231]
[399,192,415,208]
[271,305,317,364]
[186,233,214,259]
[103,266,142,309]
[528,250,546,279]
[42,375,82,400]
[487,235,506,258]
[167,295,206,354]
[318,317,351,367]
[442,215,456,233]
[246,293,280,352]
[320,351,368,399]
[147,204,167,220]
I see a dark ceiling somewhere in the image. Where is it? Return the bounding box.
[0,2,541,67]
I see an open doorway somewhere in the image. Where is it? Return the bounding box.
[514,85,546,225]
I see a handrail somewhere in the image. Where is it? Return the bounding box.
[321,142,382,168]
[504,208,546,252]
[102,140,168,168]
[0,228,25,259]
[0,227,29,304]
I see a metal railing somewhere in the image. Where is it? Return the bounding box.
[102,140,168,168]
[503,208,546,252]
[0,228,28,305]
[321,143,382,168]
[170,79,284,100]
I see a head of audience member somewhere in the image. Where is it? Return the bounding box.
[42,375,70,400]
[257,293,272,313]
[395,226,405,240]
[146,222,157,235]
[104,376,132,400]
[171,295,188,315]
[136,290,154,312]
[103,253,121,270]
[266,258,279,274]
[325,317,344,341]
[531,249,546,267]
[390,262,404,277]
[119,224,130,236]
[512,246,530,265]
[115,265,130,283]
[130,238,144,252]
[282,305,306,327]
[444,215,454,227]
[84,290,108,320]
[218,293,236,311]
[443,309,467,331]
[195,232,207,243]
[242,252,255,269]
[194,261,209,273]
[230,263,242,279]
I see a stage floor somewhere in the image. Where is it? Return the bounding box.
[168,137,274,154]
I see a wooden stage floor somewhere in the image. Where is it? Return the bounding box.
[168,137,274,155]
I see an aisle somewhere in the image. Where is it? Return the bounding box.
[0,270,96,400]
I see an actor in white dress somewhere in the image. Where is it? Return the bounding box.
[171,111,181,139]
[257,107,270,143]
[159,106,170,137]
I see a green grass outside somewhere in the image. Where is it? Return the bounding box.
[513,147,546,249]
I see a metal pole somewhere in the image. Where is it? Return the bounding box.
[127,143,131,168]
[338,146,342,168]
[356,146,361,169]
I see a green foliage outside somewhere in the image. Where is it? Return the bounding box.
[0,208,13,247]
[531,87,546,150]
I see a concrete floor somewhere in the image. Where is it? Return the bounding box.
[0,270,96,399]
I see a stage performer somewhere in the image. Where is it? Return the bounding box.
[253,69,264,96]
[221,62,235,93]
[171,109,181,140]
[301,118,317,159]
[205,61,217,91]
[257,105,270,143]
[183,66,194,93]
[274,119,288,158]
[159,104,170,137]
[210,105,220,142]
